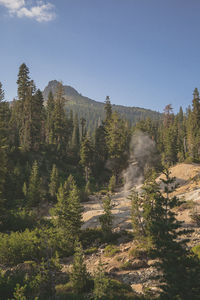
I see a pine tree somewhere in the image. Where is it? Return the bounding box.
[49,164,59,200]
[94,260,110,300]
[105,112,129,177]
[52,82,68,153]
[80,135,94,182]
[94,124,108,180]
[70,113,80,162]
[46,91,55,144]
[108,175,116,193]
[0,82,8,226]
[99,195,113,240]
[143,170,200,299]
[52,175,83,241]
[70,240,90,294]
[104,96,112,126]
[186,88,200,160]
[27,161,41,207]
[80,117,86,139]
[17,63,30,102]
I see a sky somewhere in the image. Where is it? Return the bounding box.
[1,0,200,112]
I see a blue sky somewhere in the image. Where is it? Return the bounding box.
[0,0,200,112]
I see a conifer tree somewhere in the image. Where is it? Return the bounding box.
[99,195,113,240]
[70,240,89,293]
[52,175,83,241]
[71,113,80,162]
[187,88,200,160]
[80,117,86,139]
[27,161,41,207]
[105,112,129,177]
[108,175,116,193]
[46,91,55,144]
[142,170,200,299]
[49,164,59,200]
[52,82,68,153]
[104,96,112,125]
[17,63,30,102]
[0,82,8,225]
[80,135,94,182]
[94,260,110,300]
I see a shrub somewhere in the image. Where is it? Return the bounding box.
[104,245,120,257]
[84,247,98,255]
[1,209,36,232]
[128,244,149,259]
[80,228,102,248]
[192,244,200,259]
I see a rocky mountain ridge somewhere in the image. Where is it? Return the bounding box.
[43,80,161,132]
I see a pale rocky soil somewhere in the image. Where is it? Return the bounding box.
[65,163,200,294]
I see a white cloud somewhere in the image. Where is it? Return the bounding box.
[0,0,55,22]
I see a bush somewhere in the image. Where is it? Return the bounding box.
[80,228,102,248]
[128,244,149,259]
[0,229,44,266]
[119,261,133,270]
[104,245,120,257]
[1,209,36,232]
[192,244,200,259]
[84,247,98,255]
[0,228,62,266]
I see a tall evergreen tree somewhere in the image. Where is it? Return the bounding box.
[104,96,112,125]
[49,164,59,200]
[27,161,41,207]
[105,112,129,178]
[17,63,30,102]
[80,136,94,182]
[187,88,200,160]
[52,82,68,153]
[70,113,80,162]
[70,240,90,294]
[99,194,113,240]
[94,260,110,300]
[141,170,200,299]
[52,175,83,241]
[46,91,55,144]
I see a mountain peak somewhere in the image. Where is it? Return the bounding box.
[43,80,80,100]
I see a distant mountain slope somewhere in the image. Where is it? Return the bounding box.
[43,80,161,133]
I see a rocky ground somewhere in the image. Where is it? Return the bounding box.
[64,163,200,295]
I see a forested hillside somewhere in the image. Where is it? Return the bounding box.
[43,80,161,133]
[1,63,200,299]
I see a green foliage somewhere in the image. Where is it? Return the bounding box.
[93,260,110,300]
[80,136,94,182]
[191,244,200,259]
[143,170,200,299]
[2,208,36,232]
[52,174,83,243]
[99,195,113,240]
[26,161,41,207]
[70,240,91,294]
[104,245,120,257]
[12,283,27,300]
[49,164,59,200]
[108,175,116,193]
[0,229,48,266]
[84,247,98,255]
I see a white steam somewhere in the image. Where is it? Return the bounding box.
[123,130,157,195]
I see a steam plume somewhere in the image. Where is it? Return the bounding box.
[123,130,157,195]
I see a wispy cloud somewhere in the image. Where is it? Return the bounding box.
[0,0,56,22]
